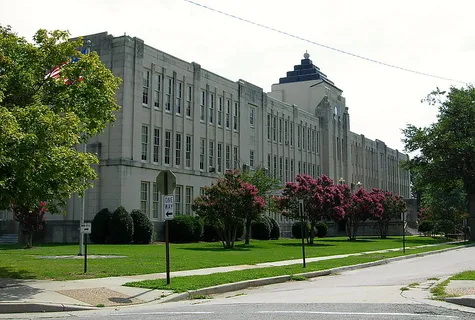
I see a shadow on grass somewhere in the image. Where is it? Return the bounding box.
[179,246,253,252]
[0,266,36,280]
[276,242,335,247]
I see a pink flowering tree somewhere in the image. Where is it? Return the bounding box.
[12,201,47,248]
[374,190,407,239]
[276,174,345,244]
[192,170,265,249]
[344,188,383,240]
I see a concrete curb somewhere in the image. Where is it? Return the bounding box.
[160,244,472,304]
[0,302,97,314]
[445,296,475,308]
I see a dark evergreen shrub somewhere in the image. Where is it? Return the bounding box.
[434,219,455,237]
[269,216,280,240]
[418,221,434,234]
[292,221,311,239]
[203,220,244,242]
[130,209,153,244]
[90,208,112,244]
[168,215,203,243]
[315,221,328,238]
[251,215,272,240]
[108,206,134,244]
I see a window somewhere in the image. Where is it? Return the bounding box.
[209,93,215,124]
[141,125,148,161]
[284,120,288,143]
[311,130,315,152]
[250,107,255,126]
[233,146,239,169]
[140,181,149,215]
[290,122,294,146]
[279,118,283,143]
[153,128,160,163]
[302,127,306,150]
[218,97,223,126]
[279,157,283,181]
[268,154,271,172]
[200,139,205,170]
[290,159,294,180]
[175,186,182,215]
[225,144,231,170]
[175,81,182,114]
[298,161,301,174]
[249,150,255,168]
[297,125,301,148]
[209,140,214,170]
[226,100,231,129]
[152,183,159,219]
[316,132,320,153]
[307,127,311,151]
[185,187,193,215]
[273,156,277,179]
[200,90,206,121]
[185,136,192,168]
[217,143,222,172]
[165,78,172,111]
[200,187,206,196]
[285,158,289,182]
[303,162,307,174]
[313,164,317,177]
[153,74,161,108]
[164,130,171,165]
[267,114,271,140]
[186,85,192,117]
[142,71,149,106]
[175,133,182,166]
[273,116,277,142]
[233,102,238,131]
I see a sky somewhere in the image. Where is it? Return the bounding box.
[1,0,473,152]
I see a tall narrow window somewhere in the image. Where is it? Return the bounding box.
[284,120,288,143]
[307,127,311,151]
[298,161,301,174]
[218,97,223,126]
[273,116,277,141]
[297,125,301,148]
[302,127,306,150]
[250,107,255,126]
[285,158,289,182]
[175,81,182,114]
[175,186,182,215]
[233,102,238,131]
[279,118,283,143]
[316,132,320,153]
[141,125,148,161]
[233,146,239,169]
[249,150,255,168]
[164,130,171,165]
[175,133,182,166]
[217,143,222,172]
[268,154,271,172]
[209,140,214,170]
[153,128,160,163]
[200,139,205,170]
[165,78,172,111]
[273,156,277,179]
[279,157,283,181]
[226,100,231,128]
[290,122,294,146]
[142,71,149,106]
[267,114,271,140]
[290,159,294,180]
[209,93,215,124]
[153,74,160,108]
[185,135,192,168]
[152,182,159,219]
[226,144,231,170]
[186,85,192,117]
[311,130,315,152]
[200,90,205,121]
[185,187,193,215]
[140,181,149,215]
[303,162,307,174]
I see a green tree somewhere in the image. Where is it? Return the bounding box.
[240,166,281,245]
[0,26,121,247]
[403,86,475,240]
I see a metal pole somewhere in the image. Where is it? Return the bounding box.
[165,172,171,285]
[84,233,88,273]
[402,212,406,253]
[300,201,306,268]
[78,142,86,256]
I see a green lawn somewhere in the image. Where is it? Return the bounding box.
[449,270,475,280]
[0,236,459,281]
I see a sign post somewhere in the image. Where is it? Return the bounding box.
[156,170,177,285]
[299,199,306,268]
[80,223,91,273]
[401,212,406,253]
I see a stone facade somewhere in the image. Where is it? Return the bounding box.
[0,32,412,242]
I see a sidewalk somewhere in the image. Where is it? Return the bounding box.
[0,242,473,313]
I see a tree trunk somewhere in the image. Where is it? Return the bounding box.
[24,232,33,249]
[467,191,475,241]
[244,217,252,245]
[309,222,315,245]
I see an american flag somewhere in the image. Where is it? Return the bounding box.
[44,47,89,82]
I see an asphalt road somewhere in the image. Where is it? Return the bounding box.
[5,246,475,320]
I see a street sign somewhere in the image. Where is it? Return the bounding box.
[163,195,174,220]
[156,170,177,195]
[80,223,91,234]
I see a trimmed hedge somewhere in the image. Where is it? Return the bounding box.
[251,216,272,240]
[269,216,280,240]
[315,221,328,238]
[131,209,154,244]
[418,220,434,233]
[292,221,311,239]
[90,208,112,244]
[108,206,134,244]
[168,215,203,243]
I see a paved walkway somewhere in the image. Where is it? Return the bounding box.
[0,242,473,313]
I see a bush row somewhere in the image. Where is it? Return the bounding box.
[291,221,328,239]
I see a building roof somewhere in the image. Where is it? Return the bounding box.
[278,52,335,85]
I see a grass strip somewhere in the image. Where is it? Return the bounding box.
[125,244,460,293]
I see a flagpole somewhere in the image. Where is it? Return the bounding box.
[78,40,92,256]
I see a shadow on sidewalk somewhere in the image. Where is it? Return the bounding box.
[0,267,42,302]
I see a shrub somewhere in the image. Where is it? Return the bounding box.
[292,221,311,239]
[315,221,328,238]
[168,215,203,243]
[251,215,272,240]
[418,220,434,234]
[130,209,153,244]
[269,216,280,240]
[203,220,244,242]
[433,219,456,237]
[90,208,112,244]
[108,206,134,244]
